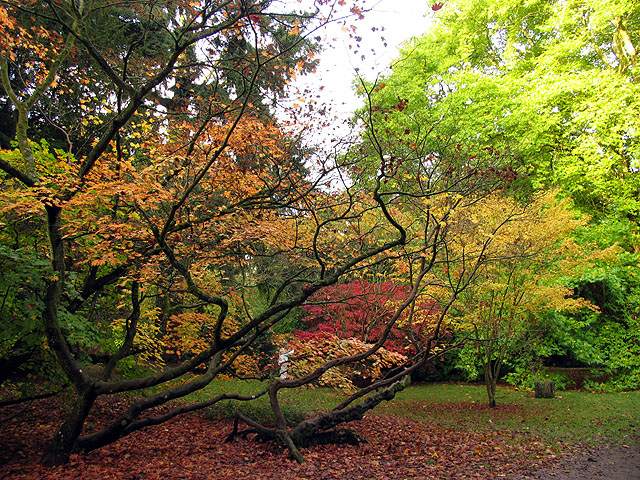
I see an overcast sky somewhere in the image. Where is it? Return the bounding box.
[315,0,433,114]
[283,0,434,145]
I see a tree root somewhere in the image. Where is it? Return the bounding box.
[225,413,277,443]
[226,413,367,463]
[225,378,407,463]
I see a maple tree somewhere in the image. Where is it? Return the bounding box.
[369,0,640,220]
[299,278,438,352]
[448,193,601,407]
[365,0,640,392]
[227,88,531,463]
[285,332,408,391]
[0,0,519,467]
[0,0,350,465]
[283,278,441,390]
[0,0,558,469]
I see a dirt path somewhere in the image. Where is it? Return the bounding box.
[512,443,640,479]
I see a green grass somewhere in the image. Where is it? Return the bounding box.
[183,379,345,426]
[379,383,640,445]
[183,380,640,445]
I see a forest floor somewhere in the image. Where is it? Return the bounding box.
[0,393,638,479]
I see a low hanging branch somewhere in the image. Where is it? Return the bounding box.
[225,251,468,463]
[226,376,410,463]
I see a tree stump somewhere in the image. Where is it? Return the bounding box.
[534,381,555,398]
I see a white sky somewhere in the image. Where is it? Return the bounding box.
[284,0,434,146]
[315,0,433,115]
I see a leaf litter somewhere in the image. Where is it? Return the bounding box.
[1,395,563,479]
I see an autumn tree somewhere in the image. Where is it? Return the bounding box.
[0,0,522,467]
[449,193,599,407]
[224,90,520,461]
[365,0,640,389]
[272,277,438,390]
[0,0,344,465]
[298,278,437,351]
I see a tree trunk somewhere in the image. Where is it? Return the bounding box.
[40,389,97,466]
[486,379,497,408]
[484,362,497,408]
[227,377,409,463]
[40,205,97,466]
[291,376,409,450]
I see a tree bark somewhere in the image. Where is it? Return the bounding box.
[40,388,97,466]
[291,377,408,449]
[485,373,497,409]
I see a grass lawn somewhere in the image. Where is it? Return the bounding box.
[189,379,640,446]
[380,383,640,445]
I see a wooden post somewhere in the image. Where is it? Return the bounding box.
[534,381,555,398]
